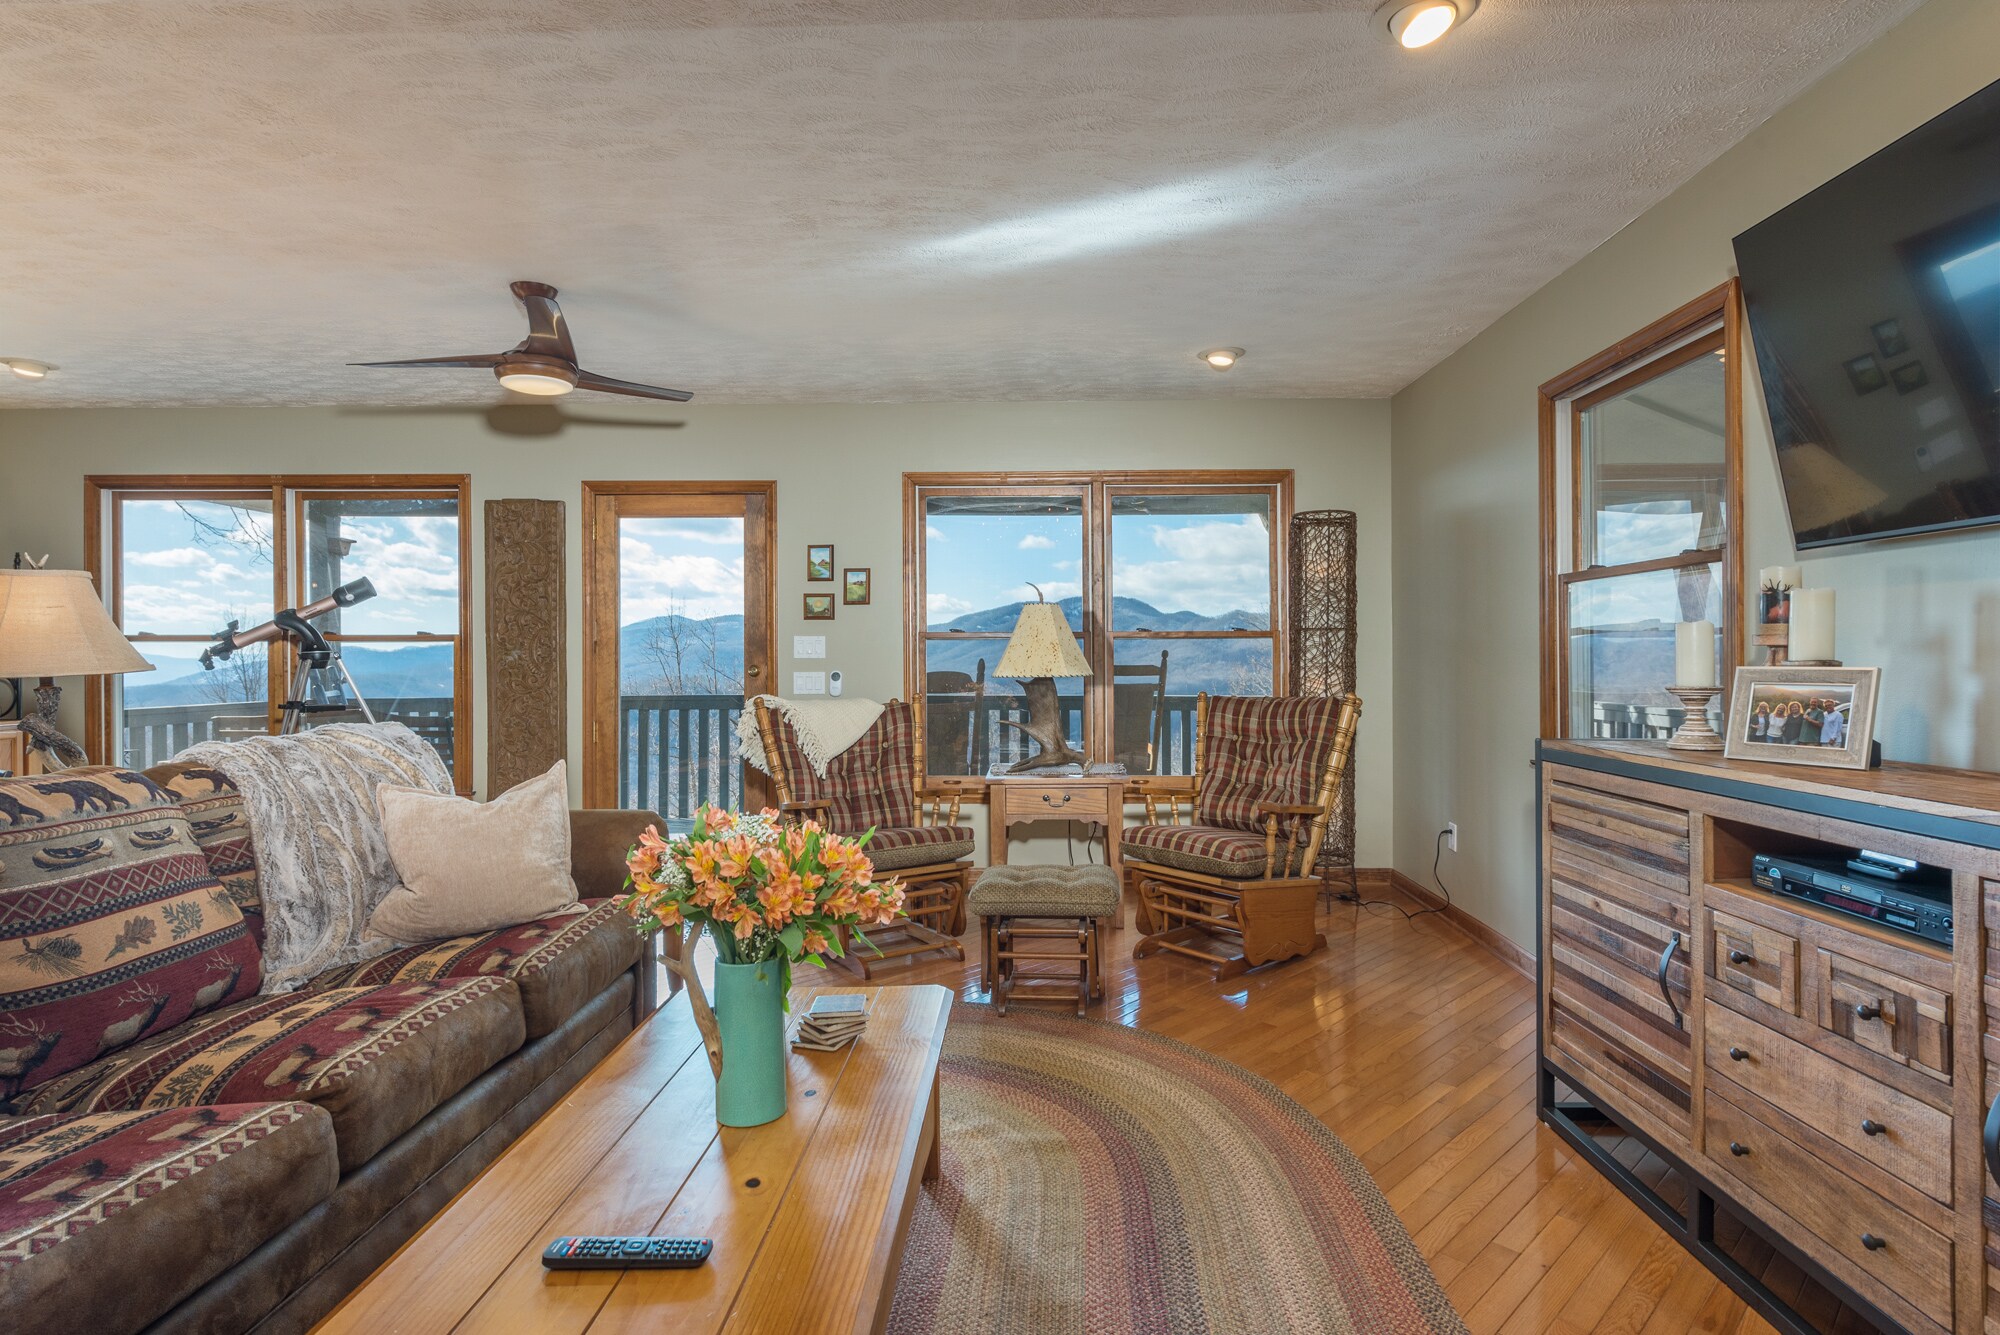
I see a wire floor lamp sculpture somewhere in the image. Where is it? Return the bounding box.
[1288,511,1358,900]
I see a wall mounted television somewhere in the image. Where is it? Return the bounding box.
[1733,76,2000,548]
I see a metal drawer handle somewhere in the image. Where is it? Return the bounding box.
[1854,1002,1882,1021]
[1984,1089,2000,1190]
[1861,1233,1887,1251]
[1727,949,1754,966]
[1861,1119,1887,1137]
[1729,1141,1750,1157]
[1727,1046,1750,1062]
[1656,933,1683,1030]
[1041,793,1071,805]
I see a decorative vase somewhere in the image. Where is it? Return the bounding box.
[711,959,789,1127]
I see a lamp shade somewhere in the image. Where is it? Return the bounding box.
[995,601,1092,680]
[0,570,154,678]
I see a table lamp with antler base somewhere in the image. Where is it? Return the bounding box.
[994,584,1094,773]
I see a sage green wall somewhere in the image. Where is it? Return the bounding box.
[1389,0,2000,950]
[0,398,1395,866]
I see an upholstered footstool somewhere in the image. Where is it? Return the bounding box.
[968,865,1121,1017]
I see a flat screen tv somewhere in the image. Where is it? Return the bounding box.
[1734,77,2000,548]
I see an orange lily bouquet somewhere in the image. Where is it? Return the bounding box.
[620,809,905,1075]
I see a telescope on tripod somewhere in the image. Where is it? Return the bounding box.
[202,577,378,732]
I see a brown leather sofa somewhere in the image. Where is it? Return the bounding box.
[0,779,663,1335]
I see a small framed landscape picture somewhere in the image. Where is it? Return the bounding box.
[1844,354,1887,396]
[1871,317,1908,359]
[1723,665,1881,771]
[842,567,871,606]
[806,544,835,581]
[803,592,835,621]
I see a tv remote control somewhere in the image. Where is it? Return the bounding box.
[541,1236,713,1270]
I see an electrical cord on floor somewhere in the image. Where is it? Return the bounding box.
[1341,827,1454,922]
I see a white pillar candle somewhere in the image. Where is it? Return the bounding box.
[1779,565,1802,589]
[1674,621,1717,687]
[1789,588,1836,661]
[1759,566,1783,589]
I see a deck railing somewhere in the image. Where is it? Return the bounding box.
[617,694,745,814]
[119,699,456,770]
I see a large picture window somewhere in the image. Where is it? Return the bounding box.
[1539,282,1744,740]
[905,471,1289,786]
[87,475,473,791]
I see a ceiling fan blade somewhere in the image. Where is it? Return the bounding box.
[349,353,504,369]
[511,281,577,362]
[575,370,694,402]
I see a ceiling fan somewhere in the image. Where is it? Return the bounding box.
[350,281,692,402]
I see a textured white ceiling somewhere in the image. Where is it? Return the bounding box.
[0,0,1922,408]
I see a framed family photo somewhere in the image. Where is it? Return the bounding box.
[1723,665,1880,770]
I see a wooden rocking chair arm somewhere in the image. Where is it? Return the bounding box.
[1253,802,1323,819]
[778,799,833,819]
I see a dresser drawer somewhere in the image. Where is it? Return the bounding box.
[1709,908,1800,1015]
[1705,1000,1951,1203]
[1705,1089,1953,1330]
[1546,779,1690,895]
[1004,785,1113,822]
[1817,948,1952,1083]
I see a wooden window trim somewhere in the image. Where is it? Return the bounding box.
[1537,280,1745,738]
[902,469,1293,794]
[85,473,474,793]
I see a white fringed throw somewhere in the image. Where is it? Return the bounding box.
[174,723,455,994]
[735,695,885,778]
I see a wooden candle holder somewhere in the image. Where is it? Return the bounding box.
[1666,686,1724,752]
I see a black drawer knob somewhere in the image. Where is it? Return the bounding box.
[1861,1119,1887,1137]
[1861,1233,1887,1251]
[1728,949,1754,966]
[1729,1141,1750,1156]
[1855,1002,1882,1021]
[1727,1046,1750,1062]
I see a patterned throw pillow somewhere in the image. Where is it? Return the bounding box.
[145,762,263,948]
[0,768,261,1107]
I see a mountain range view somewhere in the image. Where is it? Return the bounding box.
[122,597,1272,706]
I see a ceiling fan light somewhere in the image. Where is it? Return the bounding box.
[498,371,576,396]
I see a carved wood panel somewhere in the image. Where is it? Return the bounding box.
[485,499,566,796]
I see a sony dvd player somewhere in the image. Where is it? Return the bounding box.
[1751,852,1952,947]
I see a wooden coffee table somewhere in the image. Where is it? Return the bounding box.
[315,982,953,1335]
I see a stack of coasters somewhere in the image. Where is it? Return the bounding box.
[792,993,868,1052]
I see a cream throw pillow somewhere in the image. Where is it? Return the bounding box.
[368,760,582,944]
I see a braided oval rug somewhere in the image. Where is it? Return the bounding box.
[887,1003,1468,1335]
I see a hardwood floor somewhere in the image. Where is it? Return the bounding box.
[785,884,1788,1335]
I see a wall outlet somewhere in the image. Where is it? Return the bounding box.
[793,635,826,659]
[1445,822,1459,853]
[792,671,827,695]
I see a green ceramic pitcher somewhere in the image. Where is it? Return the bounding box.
[712,959,788,1127]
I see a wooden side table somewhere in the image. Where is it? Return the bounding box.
[985,772,1127,923]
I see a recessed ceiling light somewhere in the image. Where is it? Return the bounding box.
[1374,0,1478,49]
[3,359,50,381]
[1200,348,1245,370]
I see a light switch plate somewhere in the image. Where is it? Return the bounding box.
[792,671,827,695]
[793,635,826,659]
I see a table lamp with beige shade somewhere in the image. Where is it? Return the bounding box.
[994,584,1092,772]
[0,569,153,768]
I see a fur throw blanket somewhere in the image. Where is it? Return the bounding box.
[735,695,885,778]
[174,723,454,994]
